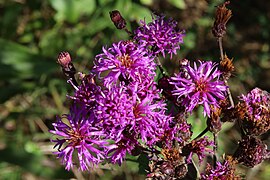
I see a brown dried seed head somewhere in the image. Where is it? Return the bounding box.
[233,136,268,168]
[212,1,232,38]
[220,54,234,80]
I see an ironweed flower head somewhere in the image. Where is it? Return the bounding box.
[95,83,172,146]
[68,73,101,108]
[93,40,155,87]
[233,135,268,168]
[134,14,185,58]
[50,104,107,171]
[235,87,270,135]
[107,134,138,165]
[182,136,214,164]
[170,60,227,117]
[201,156,240,180]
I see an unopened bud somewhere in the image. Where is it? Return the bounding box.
[57,51,71,68]
[109,10,126,29]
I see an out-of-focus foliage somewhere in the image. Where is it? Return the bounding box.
[0,0,269,179]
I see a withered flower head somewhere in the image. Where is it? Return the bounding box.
[207,106,222,133]
[233,135,268,168]
[220,54,234,80]
[212,1,232,38]
[147,148,187,179]
[109,10,126,29]
[182,136,214,163]
[235,88,270,136]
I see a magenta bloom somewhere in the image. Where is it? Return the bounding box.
[107,134,138,165]
[134,14,185,58]
[68,73,102,108]
[170,60,227,117]
[50,104,107,171]
[93,40,155,87]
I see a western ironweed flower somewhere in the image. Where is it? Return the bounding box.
[93,40,155,87]
[107,134,138,165]
[134,14,185,58]
[95,83,172,146]
[170,60,227,117]
[68,73,102,108]
[233,135,268,168]
[235,87,270,136]
[182,136,214,163]
[50,104,107,171]
[201,156,240,180]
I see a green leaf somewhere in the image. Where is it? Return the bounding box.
[0,38,56,102]
[49,0,96,23]
[168,0,186,9]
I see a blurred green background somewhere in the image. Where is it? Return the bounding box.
[0,0,269,179]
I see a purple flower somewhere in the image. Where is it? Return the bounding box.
[182,136,214,163]
[93,40,155,87]
[107,134,138,165]
[170,60,227,117]
[201,156,239,180]
[50,104,107,171]
[67,73,101,108]
[95,83,172,146]
[94,84,134,139]
[134,14,185,58]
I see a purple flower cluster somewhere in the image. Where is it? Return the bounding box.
[134,14,185,58]
[170,60,227,117]
[51,31,182,170]
[50,10,244,178]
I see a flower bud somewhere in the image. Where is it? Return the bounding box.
[57,51,71,68]
[109,10,126,29]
